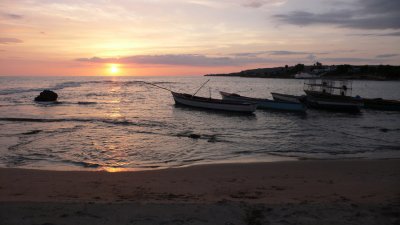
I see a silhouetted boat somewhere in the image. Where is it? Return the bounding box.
[303,79,363,112]
[144,80,256,113]
[305,96,362,112]
[304,90,358,102]
[271,92,304,103]
[219,91,306,112]
[171,92,257,113]
[362,98,400,111]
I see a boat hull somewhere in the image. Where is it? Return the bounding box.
[220,92,306,112]
[271,92,303,103]
[363,98,400,111]
[171,92,257,113]
[304,90,363,112]
[304,90,361,102]
[257,100,306,112]
[305,96,362,112]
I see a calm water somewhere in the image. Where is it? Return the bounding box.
[0,76,399,171]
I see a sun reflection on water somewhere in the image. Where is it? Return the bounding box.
[101,167,132,173]
[107,83,123,118]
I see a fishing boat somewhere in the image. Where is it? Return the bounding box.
[303,90,358,102]
[172,92,257,113]
[305,96,363,112]
[220,91,306,112]
[303,79,363,112]
[271,92,304,103]
[302,80,400,111]
[362,98,400,111]
[144,80,257,113]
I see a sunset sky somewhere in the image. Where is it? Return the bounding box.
[0,0,399,76]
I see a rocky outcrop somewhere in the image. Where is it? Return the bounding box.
[34,90,58,102]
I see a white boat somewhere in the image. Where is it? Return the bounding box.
[220,91,306,112]
[294,72,319,79]
[171,92,257,113]
[271,92,303,103]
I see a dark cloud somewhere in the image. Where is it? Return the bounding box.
[242,0,266,8]
[76,54,270,66]
[320,57,377,63]
[361,0,400,15]
[376,54,399,58]
[232,52,264,57]
[242,0,284,8]
[2,13,23,19]
[77,57,108,63]
[352,31,400,36]
[233,50,311,57]
[275,0,400,30]
[269,50,310,55]
[376,31,400,36]
[0,38,23,44]
[7,14,22,19]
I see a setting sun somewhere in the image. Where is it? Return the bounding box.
[109,64,120,75]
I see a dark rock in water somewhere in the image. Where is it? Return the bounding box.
[208,135,217,143]
[380,128,389,132]
[189,134,201,139]
[34,90,58,102]
[22,130,42,135]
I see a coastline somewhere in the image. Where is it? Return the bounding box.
[1,159,399,224]
[204,74,400,81]
[204,64,400,81]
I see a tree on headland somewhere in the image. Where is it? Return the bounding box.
[314,61,322,67]
[293,64,305,73]
[205,63,400,80]
[336,64,352,74]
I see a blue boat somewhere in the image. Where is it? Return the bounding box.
[220,91,306,113]
[172,92,257,113]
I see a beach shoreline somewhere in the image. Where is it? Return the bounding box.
[1,159,399,203]
[1,159,399,224]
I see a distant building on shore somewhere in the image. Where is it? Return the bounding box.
[294,72,319,79]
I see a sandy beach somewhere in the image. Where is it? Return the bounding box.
[1,159,399,224]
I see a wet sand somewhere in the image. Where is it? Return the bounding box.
[0,159,399,224]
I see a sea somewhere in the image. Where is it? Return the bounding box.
[0,76,399,171]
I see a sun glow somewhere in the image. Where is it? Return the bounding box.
[109,64,120,75]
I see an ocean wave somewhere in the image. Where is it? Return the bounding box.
[21,130,42,135]
[52,81,82,90]
[0,87,47,96]
[85,93,108,97]
[0,80,176,96]
[58,101,98,105]
[60,159,101,168]
[175,131,222,142]
[33,101,98,106]
[0,81,82,96]
[34,101,62,106]
[78,80,175,86]
[0,117,171,129]
[268,148,374,156]
[5,154,101,168]
[77,101,97,105]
